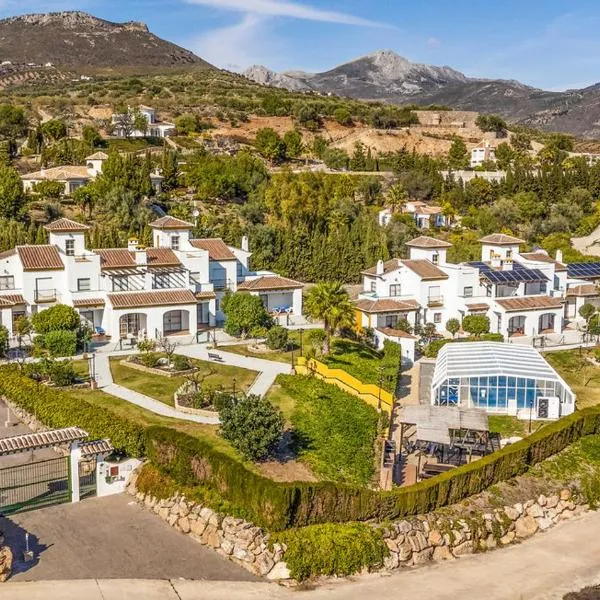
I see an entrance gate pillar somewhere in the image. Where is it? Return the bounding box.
[69,442,82,503]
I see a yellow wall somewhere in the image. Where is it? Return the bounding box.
[296,357,393,414]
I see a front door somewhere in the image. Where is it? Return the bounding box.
[119,314,141,338]
[164,310,183,334]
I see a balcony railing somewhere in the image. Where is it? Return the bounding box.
[212,278,235,291]
[35,289,57,303]
[427,295,444,307]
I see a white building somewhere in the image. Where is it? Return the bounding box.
[355,232,597,361]
[378,201,448,229]
[112,106,175,138]
[0,216,303,341]
[431,342,575,419]
[21,152,164,196]
[470,141,496,168]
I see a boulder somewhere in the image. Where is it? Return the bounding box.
[190,519,207,538]
[220,539,234,555]
[397,541,413,562]
[428,530,444,547]
[500,531,515,545]
[546,495,559,509]
[385,539,398,553]
[255,553,275,576]
[515,516,538,539]
[407,531,429,553]
[485,535,497,550]
[536,517,553,531]
[178,516,191,534]
[383,552,399,570]
[232,544,254,562]
[560,489,572,501]
[537,495,547,507]
[504,506,520,521]
[178,502,190,518]
[266,561,291,580]
[412,547,434,565]
[432,545,454,561]
[452,540,474,557]
[526,504,544,518]
[396,521,413,534]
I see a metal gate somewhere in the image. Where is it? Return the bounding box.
[0,456,71,516]
[79,456,97,500]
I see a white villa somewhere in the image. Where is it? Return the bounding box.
[112,106,175,139]
[0,216,303,341]
[356,233,600,363]
[21,152,164,196]
[378,201,448,229]
[470,141,496,168]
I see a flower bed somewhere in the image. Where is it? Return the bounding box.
[173,380,219,418]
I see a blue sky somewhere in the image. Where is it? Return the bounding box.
[6,0,600,90]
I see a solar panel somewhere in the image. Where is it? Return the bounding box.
[468,261,492,272]
[481,268,548,284]
[568,263,600,279]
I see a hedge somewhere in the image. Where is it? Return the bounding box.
[145,402,600,531]
[0,367,146,456]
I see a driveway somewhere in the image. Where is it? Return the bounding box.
[1,494,257,582]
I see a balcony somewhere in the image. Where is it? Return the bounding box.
[427,295,444,308]
[212,278,235,291]
[35,289,57,303]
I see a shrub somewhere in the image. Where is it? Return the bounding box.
[32,304,80,334]
[171,354,191,371]
[137,339,157,353]
[0,366,146,456]
[446,318,460,338]
[266,326,289,350]
[222,292,272,337]
[47,359,78,386]
[44,329,78,357]
[272,523,387,581]
[0,324,8,358]
[462,315,490,336]
[307,329,326,355]
[218,394,284,461]
[140,352,161,368]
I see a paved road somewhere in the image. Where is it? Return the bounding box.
[3,509,600,598]
[2,494,257,582]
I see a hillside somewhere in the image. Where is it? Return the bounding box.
[0,11,211,69]
[244,50,600,138]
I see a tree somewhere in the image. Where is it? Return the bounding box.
[446,318,460,338]
[82,125,102,147]
[381,339,401,393]
[333,107,353,126]
[476,114,507,134]
[307,328,326,356]
[494,142,514,169]
[511,132,532,152]
[175,113,200,135]
[41,119,67,142]
[218,394,284,461]
[447,137,469,169]
[14,315,32,348]
[462,314,490,337]
[113,110,134,139]
[161,149,179,191]
[283,129,303,159]
[312,135,328,159]
[266,325,289,350]
[133,110,149,136]
[386,182,408,213]
[32,304,80,334]
[221,292,272,338]
[322,148,349,170]
[579,303,596,325]
[32,180,64,199]
[158,336,179,365]
[0,164,25,218]
[0,104,28,139]
[296,104,320,130]
[73,185,97,218]
[304,282,354,355]
[255,127,285,163]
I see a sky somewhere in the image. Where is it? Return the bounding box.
[4,0,600,91]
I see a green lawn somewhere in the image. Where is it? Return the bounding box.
[109,355,257,406]
[268,374,381,485]
[488,415,545,438]
[224,329,311,365]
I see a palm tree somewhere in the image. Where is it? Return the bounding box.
[386,182,408,214]
[304,282,355,355]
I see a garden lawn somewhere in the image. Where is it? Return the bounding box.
[271,375,380,485]
[224,329,312,364]
[109,355,257,406]
[488,415,545,438]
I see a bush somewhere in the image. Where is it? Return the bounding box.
[0,324,8,358]
[140,352,161,368]
[171,354,191,371]
[266,326,289,350]
[462,315,490,336]
[0,367,146,456]
[218,394,284,461]
[32,304,80,334]
[272,523,387,581]
[222,292,272,337]
[44,329,78,357]
[47,359,78,386]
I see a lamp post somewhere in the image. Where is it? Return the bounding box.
[299,328,304,357]
[528,398,534,434]
[232,378,236,400]
[89,351,97,389]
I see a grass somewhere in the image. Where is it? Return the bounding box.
[488,415,545,438]
[269,374,381,485]
[224,329,311,364]
[109,354,257,406]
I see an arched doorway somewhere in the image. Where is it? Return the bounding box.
[539,313,555,333]
[508,315,526,336]
[163,310,189,335]
[119,313,147,338]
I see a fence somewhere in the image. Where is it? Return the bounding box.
[295,357,393,413]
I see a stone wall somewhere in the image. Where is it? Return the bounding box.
[128,469,589,582]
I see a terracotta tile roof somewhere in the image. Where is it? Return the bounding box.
[195,291,217,300]
[0,427,88,455]
[0,248,16,260]
[406,236,452,249]
[354,298,420,313]
[495,296,563,312]
[17,245,64,271]
[85,151,109,160]
[361,258,402,276]
[237,276,303,291]
[376,327,418,340]
[566,284,598,297]
[145,248,181,267]
[107,289,197,309]
[0,294,26,305]
[72,298,105,308]
[21,165,90,181]
[479,233,525,245]
[418,206,443,215]
[401,259,449,280]
[149,216,194,230]
[94,249,136,270]
[520,252,567,272]
[190,238,236,261]
[79,439,113,457]
[466,302,490,311]
[44,218,90,232]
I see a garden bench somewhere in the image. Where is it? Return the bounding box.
[207,351,223,362]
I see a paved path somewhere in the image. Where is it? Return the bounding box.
[3,509,600,598]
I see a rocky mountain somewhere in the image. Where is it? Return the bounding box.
[244,50,600,138]
[0,11,211,69]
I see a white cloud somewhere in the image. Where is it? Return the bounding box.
[185,0,390,28]
[427,37,440,48]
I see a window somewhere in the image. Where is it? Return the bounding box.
[432,253,439,264]
[389,284,401,297]
[434,312,442,324]
[171,235,180,251]
[77,278,91,292]
[65,239,75,256]
[153,274,171,289]
[370,281,376,292]
[385,314,399,328]
[463,286,473,297]
[506,249,513,258]
[112,276,129,292]
[0,275,14,290]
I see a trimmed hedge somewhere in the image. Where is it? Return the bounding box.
[146,402,600,531]
[0,366,146,456]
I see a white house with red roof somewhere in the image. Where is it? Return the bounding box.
[0,216,303,342]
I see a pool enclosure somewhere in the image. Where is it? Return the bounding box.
[431,342,575,418]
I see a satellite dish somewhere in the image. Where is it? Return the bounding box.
[192,209,200,218]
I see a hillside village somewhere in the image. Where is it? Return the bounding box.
[1,9,600,597]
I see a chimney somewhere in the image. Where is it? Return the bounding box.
[376,259,384,275]
[127,237,139,251]
[556,249,563,264]
[135,249,146,266]
[241,235,249,252]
